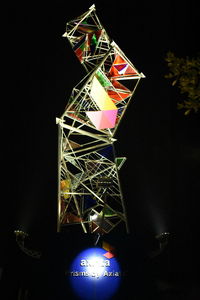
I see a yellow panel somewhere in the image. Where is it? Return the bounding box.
[61,179,71,199]
[102,241,115,252]
[90,76,117,110]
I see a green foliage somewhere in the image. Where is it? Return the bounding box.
[165,52,200,115]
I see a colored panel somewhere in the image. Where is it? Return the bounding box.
[103,251,114,259]
[114,63,128,74]
[74,48,83,62]
[66,212,82,223]
[113,55,126,65]
[98,114,112,129]
[108,54,138,78]
[112,79,130,91]
[83,195,96,210]
[125,65,137,75]
[61,179,71,199]
[103,207,116,217]
[65,140,81,150]
[108,80,131,102]
[73,35,86,51]
[108,65,120,78]
[107,89,130,102]
[90,76,117,110]
[96,70,111,88]
[77,23,98,34]
[73,36,87,62]
[88,30,102,54]
[86,111,103,129]
[115,157,126,170]
[102,241,115,251]
[98,146,114,162]
[86,109,117,130]
[101,110,117,128]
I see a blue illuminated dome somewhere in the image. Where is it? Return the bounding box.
[69,247,121,300]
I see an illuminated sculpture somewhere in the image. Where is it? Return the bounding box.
[56,4,145,233]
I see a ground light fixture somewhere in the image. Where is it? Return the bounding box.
[14,230,41,259]
[155,232,171,250]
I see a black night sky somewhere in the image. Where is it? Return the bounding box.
[1,1,200,299]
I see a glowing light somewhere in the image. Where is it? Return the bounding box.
[85,256,106,277]
[90,213,98,221]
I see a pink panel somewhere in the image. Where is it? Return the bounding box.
[86,110,117,130]
[101,110,117,128]
[86,111,103,129]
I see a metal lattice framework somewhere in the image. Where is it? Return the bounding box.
[56,4,145,233]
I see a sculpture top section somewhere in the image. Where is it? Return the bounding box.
[61,5,145,137]
[62,4,144,75]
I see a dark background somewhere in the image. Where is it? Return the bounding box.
[1,0,199,299]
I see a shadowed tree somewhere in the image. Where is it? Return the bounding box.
[165,51,200,115]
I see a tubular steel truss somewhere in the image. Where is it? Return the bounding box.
[56,4,145,233]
